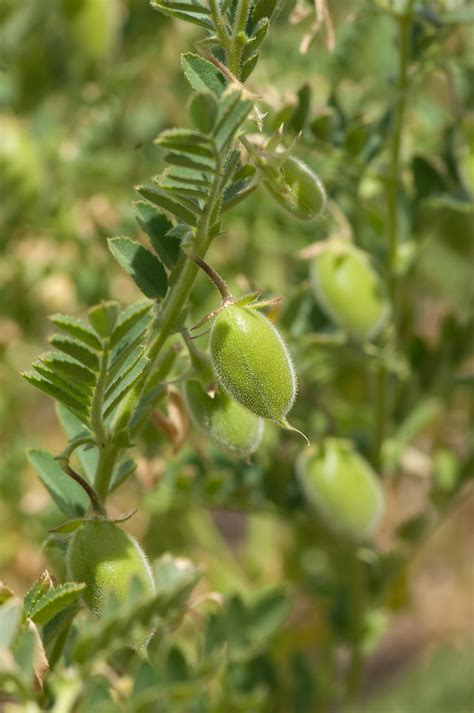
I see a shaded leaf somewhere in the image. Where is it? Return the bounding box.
[88,301,120,338]
[108,238,168,300]
[134,202,180,270]
[412,155,448,200]
[188,90,219,133]
[26,449,89,518]
[137,185,198,225]
[181,52,227,95]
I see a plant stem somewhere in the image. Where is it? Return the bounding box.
[94,443,119,503]
[228,0,252,78]
[209,0,232,54]
[111,159,224,439]
[374,0,414,472]
[57,459,105,516]
[186,251,233,302]
[91,344,109,448]
[93,9,245,501]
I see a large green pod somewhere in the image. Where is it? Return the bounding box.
[67,520,155,618]
[263,156,326,222]
[310,242,389,342]
[185,380,263,459]
[297,439,385,540]
[210,305,296,422]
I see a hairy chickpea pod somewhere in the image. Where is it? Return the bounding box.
[210,304,297,425]
[67,520,155,619]
[185,379,263,459]
[263,155,326,222]
[297,439,385,541]
[310,242,389,342]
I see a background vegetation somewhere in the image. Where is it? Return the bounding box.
[0,0,473,711]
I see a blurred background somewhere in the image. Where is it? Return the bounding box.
[0,0,473,710]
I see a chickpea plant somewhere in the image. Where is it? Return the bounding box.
[3,0,323,707]
[2,0,472,710]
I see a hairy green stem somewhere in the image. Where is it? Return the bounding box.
[105,158,226,497]
[57,459,105,516]
[228,0,252,77]
[94,443,119,503]
[209,0,232,53]
[186,251,233,302]
[91,344,109,448]
[57,434,96,462]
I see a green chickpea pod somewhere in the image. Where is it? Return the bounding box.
[263,155,326,222]
[297,439,385,541]
[310,241,389,342]
[67,520,155,619]
[210,304,297,425]
[184,380,263,459]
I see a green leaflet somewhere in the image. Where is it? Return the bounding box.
[181,53,227,95]
[108,237,168,300]
[26,582,86,626]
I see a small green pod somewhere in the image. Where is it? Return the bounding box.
[310,242,389,342]
[184,380,263,459]
[210,305,296,422]
[263,156,326,222]
[297,439,385,541]
[67,520,155,618]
